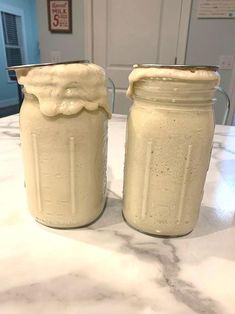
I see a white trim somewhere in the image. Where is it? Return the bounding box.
[176,0,192,64]
[19,8,29,63]
[0,98,18,107]
[84,0,93,61]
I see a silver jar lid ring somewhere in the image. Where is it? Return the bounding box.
[7,60,90,71]
[133,64,219,72]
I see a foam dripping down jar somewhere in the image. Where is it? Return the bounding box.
[123,64,220,236]
[12,61,111,228]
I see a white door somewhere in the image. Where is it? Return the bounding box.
[85,0,191,114]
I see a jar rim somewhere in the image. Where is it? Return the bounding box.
[7,60,90,71]
[133,64,219,72]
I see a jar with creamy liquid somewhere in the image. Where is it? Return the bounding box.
[123,64,220,236]
[11,61,111,228]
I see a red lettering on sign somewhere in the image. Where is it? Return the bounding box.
[52,14,59,27]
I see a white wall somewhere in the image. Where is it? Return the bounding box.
[36,0,85,62]
[36,0,235,123]
[186,0,235,124]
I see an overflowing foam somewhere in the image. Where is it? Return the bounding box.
[127,66,220,98]
[16,63,111,117]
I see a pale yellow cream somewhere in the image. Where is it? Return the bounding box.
[127,66,220,98]
[17,62,110,228]
[123,66,219,236]
[16,63,111,117]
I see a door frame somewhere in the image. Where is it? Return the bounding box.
[83,0,192,64]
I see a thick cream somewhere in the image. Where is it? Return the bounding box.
[127,66,220,98]
[16,63,111,117]
[123,66,219,236]
[18,62,109,228]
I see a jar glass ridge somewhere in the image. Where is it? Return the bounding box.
[13,62,111,228]
[123,65,219,236]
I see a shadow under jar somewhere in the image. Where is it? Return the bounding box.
[11,61,111,228]
[123,64,220,237]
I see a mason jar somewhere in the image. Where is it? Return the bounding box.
[12,61,111,228]
[123,64,220,236]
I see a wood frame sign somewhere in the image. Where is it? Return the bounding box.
[47,0,72,33]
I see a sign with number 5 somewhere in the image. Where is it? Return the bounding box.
[47,0,72,33]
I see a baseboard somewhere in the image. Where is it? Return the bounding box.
[0,98,18,108]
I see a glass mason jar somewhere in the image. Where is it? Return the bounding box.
[12,61,111,228]
[123,64,220,236]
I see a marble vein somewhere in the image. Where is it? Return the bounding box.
[0,115,235,314]
[96,228,222,314]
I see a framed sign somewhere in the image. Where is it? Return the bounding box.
[198,0,235,18]
[47,0,72,33]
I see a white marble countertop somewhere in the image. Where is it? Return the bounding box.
[0,114,235,314]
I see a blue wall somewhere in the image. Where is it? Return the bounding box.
[0,0,40,107]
